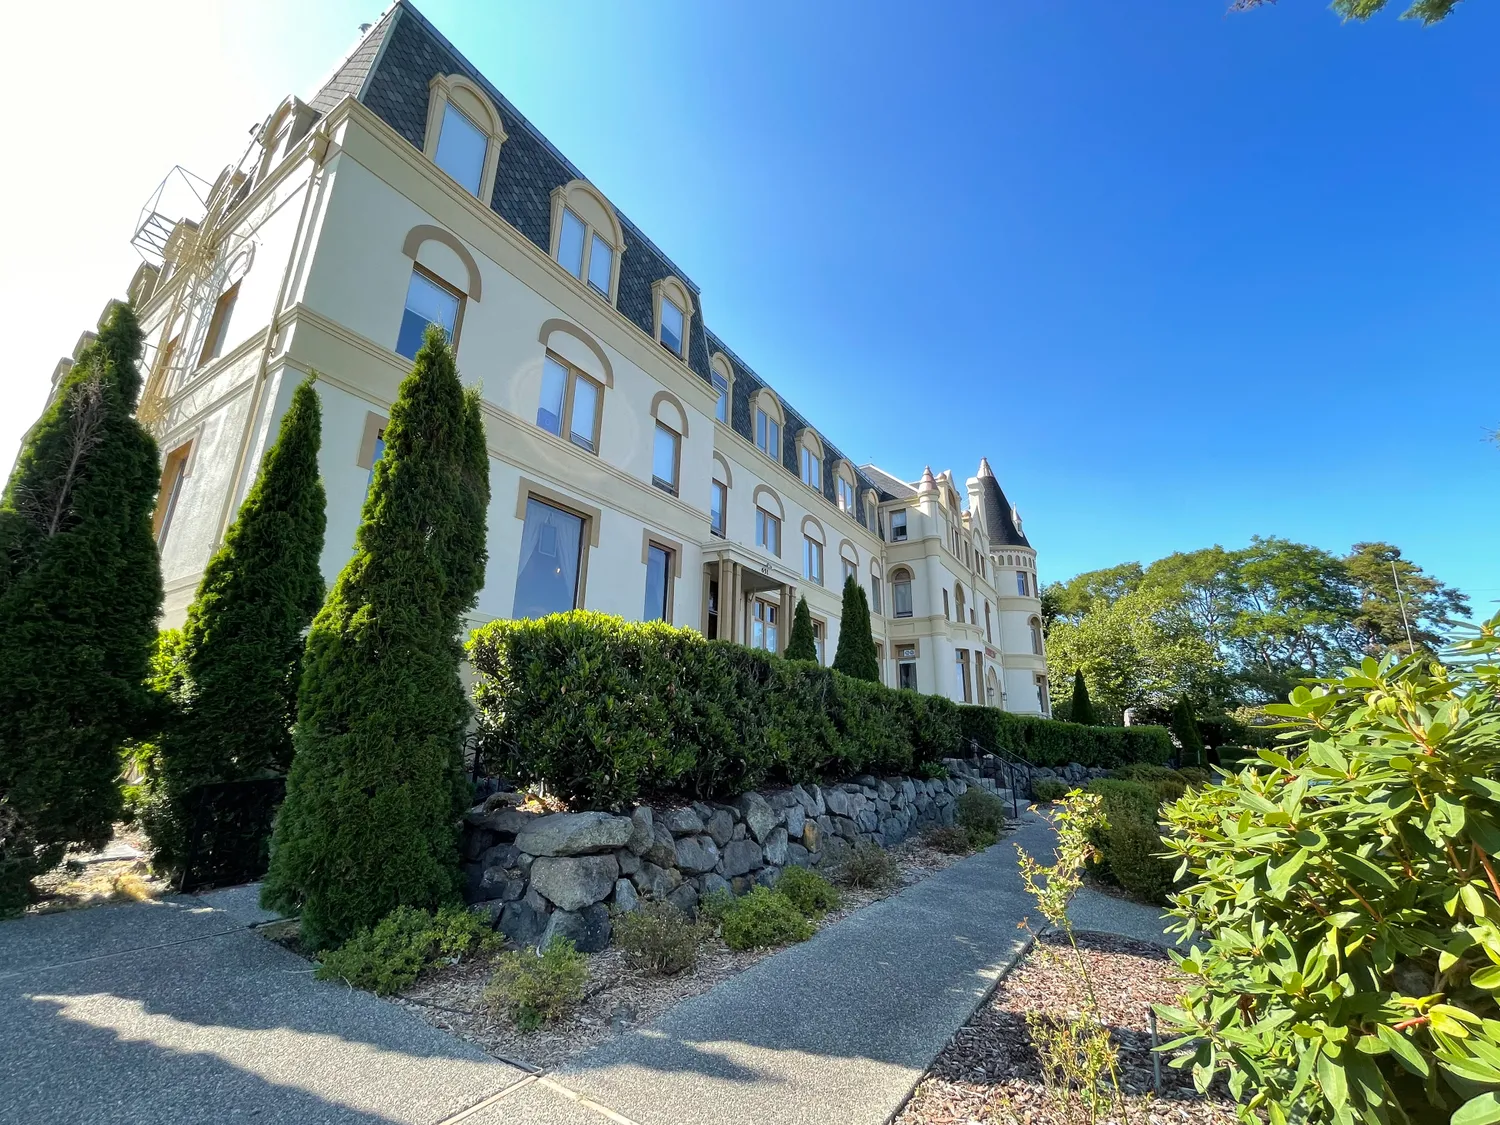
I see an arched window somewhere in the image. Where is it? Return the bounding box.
[423,75,507,200]
[649,392,687,497]
[534,320,611,454]
[710,353,734,425]
[550,180,625,304]
[1030,616,1044,655]
[798,429,823,492]
[870,562,884,616]
[710,453,731,538]
[864,491,879,535]
[953,582,966,624]
[653,276,694,359]
[891,567,914,619]
[833,460,856,512]
[752,390,784,464]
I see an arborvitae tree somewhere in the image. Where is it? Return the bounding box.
[832,575,880,682]
[1172,694,1205,767]
[0,303,163,912]
[141,377,326,876]
[786,595,818,662]
[261,326,489,949]
[1070,669,1096,726]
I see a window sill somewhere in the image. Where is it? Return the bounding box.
[651,477,678,497]
[710,528,725,539]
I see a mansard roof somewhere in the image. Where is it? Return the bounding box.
[309,1,891,536]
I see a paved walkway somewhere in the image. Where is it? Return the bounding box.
[1068,886,1180,948]
[0,814,1059,1125]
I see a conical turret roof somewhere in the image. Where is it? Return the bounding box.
[974,458,1030,548]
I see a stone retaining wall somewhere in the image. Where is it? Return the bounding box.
[943,754,1110,799]
[461,774,969,954]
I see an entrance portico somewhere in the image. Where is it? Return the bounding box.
[701,545,799,654]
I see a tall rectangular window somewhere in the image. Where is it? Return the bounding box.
[803,537,823,585]
[396,268,461,360]
[153,442,192,548]
[513,498,584,619]
[710,480,727,538]
[842,557,857,586]
[755,409,780,460]
[660,297,685,356]
[198,282,240,366]
[875,642,885,685]
[752,599,778,652]
[1016,571,1028,597]
[756,508,781,556]
[890,509,907,541]
[434,102,487,196]
[557,208,586,278]
[956,650,972,703]
[652,423,679,495]
[536,354,601,454]
[800,446,820,490]
[899,661,917,690]
[985,601,993,643]
[837,477,854,511]
[1035,674,1050,716]
[812,621,825,665]
[537,356,567,436]
[711,371,729,423]
[644,542,672,622]
[570,377,600,452]
[893,575,913,618]
[871,576,883,615]
[587,234,613,295]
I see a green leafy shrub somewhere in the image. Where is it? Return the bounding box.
[699,888,736,926]
[1084,779,1173,901]
[1176,766,1212,787]
[923,825,972,854]
[467,613,1170,809]
[0,303,164,914]
[261,327,489,950]
[1032,778,1071,803]
[957,788,1006,848]
[1160,619,1500,1125]
[315,904,496,995]
[720,886,815,949]
[612,901,704,976]
[835,843,896,889]
[957,705,1172,770]
[484,937,588,1031]
[775,866,841,917]
[1084,778,1159,829]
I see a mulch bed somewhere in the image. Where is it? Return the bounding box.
[896,930,1239,1125]
[394,834,977,1070]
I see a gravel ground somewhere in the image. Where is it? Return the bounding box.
[895,930,1240,1125]
[394,835,975,1071]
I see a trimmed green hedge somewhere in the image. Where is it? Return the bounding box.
[956,705,1172,769]
[468,612,1170,808]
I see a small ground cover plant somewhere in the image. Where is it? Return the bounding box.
[484,937,588,1030]
[315,904,496,995]
[612,900,705,976]
[836,842,897,889]
[1159,613,1500,1125]
[775,866,841,918]
[957,788,1007,848]
[924,825,973,854]
[718,886,815,950]
[1032,777,1071,803]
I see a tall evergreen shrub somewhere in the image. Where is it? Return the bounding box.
[1171,694,1204,767]
[832,575,879,682]
[785,595,817,662]
[1070,669,1096,726]
[0,303,163,912]
[261,327,489,949]
[140,377,326,876]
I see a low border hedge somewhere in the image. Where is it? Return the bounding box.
[956,705,1172,769]
[468,612,1170,808]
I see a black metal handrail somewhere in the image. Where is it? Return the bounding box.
[963,736,1034,820]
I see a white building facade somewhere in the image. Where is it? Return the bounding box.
[57,2,1049,713]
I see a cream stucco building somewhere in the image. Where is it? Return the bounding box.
[51,2,1049,714]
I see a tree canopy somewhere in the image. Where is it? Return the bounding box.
[1043,536,1468,715]
[1231,0,1461,26]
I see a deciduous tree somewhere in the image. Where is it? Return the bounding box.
[1343,541,1468,658]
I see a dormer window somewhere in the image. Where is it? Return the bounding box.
[558,208,586,276]
[587,234,613,295]
[660,297,684,355]
[837,476,855,512]
[710,354,733,424]
[423,75,506,201]
[752,390,784,463]
[800,446,820,490]
[434,103,487,195]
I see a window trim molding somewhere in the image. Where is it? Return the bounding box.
[537,319,612,387]
[400,262,468,355]
[540,350,605,456]
[515,477,602,546]
[651,276,694,360]
[548,180,625,305]
[651,419,682,496]
[423,74,506,202]
[800,513,826,545]
[796,427,825,492]
[750,388,785,466]
[401,224,483,301]
[752,484,784,521]
[357,410,389,469]
[709,352,734,424]
[711,451,734,489]
[896,639,922,658]
[641,529,685,578]
[649,390,690,439]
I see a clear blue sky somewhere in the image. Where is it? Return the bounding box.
[10,1,1498,614]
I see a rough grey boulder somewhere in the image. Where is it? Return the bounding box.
[755,866,782,889]
[833,816,858,841]
[762,826,788,866]
[627,806,654,855]
[465,807,534,838]
[539,904,610,954]
[719,839,763,878]
[705,809,735,847]
[478,842,520,871]
[667,883,700,918]
[737,792,777,843]
[645,824,678,868]
[612,879,639,914]
[616,848,641,876]
[791,783,825,817]
[499,896,549,947]
[824,788,854,818]
[661,807,705,836]
[529,854,619,911]
[784,804,805,841]
[516,811,633,857]
[698,873,732,899]
[784,842,811,868]
[675,835,720,874]
[476,868,527,903]
[631,861,682,900]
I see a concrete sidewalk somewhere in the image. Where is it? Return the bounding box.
[474,811,1057,1125]
[0,891,529,1125]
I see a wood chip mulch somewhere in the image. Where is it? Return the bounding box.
[895,930,1241,1125]
[394,835,975,1070]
